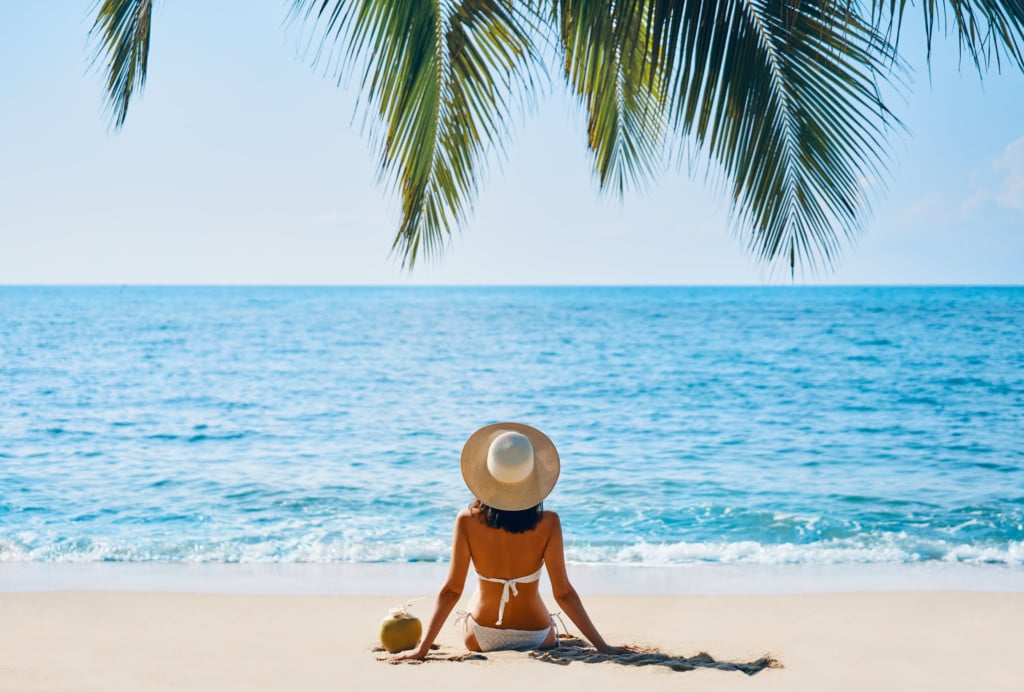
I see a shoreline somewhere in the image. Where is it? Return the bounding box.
[3,561,1021,595]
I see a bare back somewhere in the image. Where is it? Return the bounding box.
[395,502,620,659]
[458,507,558,630]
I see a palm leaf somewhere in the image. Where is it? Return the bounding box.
[292,0,540,267]
[874,0,1024,70]
[553,1,668,194]
[634,0,903,275]
[86,0,1024,275]
[90,0,154,129]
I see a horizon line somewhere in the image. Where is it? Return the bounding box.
[1,283,1022,289]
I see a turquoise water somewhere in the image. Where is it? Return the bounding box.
[1,286,1021,565]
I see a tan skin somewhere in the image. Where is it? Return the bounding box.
[392,505,628,660]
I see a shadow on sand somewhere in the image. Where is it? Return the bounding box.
[529,636,781,676]
[379,637,781,675]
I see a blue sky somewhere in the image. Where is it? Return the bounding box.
[1,3,1022,285]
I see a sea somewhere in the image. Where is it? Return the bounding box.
[1,286,1022,586]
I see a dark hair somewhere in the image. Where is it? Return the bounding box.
[471,499,543,533]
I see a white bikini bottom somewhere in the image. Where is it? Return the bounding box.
[456,612,558,652]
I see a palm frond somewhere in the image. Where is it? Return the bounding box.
[293,0,540,267]
[554,1,668,195]
[875,0,1024,71]
[90,0,154,129]
[642,0,902,275]
[86,0,1013,277]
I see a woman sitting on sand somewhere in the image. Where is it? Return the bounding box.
[393,422,627,659]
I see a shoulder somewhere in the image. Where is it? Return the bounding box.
[455,507,479,528]
[539,510,561,529]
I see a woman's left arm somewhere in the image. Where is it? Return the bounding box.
[391,511,472,660]
[543,512,629,654]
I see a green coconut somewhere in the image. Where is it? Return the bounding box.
[379,604,422,653]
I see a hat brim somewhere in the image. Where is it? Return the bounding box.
[461,422,560,511]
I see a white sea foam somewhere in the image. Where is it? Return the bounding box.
[2,536,1022,566]
[565,538,1024,566]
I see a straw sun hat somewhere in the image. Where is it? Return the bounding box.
[460,422,560,511]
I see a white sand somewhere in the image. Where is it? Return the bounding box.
[2,590,1022,691]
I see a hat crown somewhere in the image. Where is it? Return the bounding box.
[486,431,534,484]
[462,422,559,511]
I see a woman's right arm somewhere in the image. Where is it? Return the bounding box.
[543,513,627,654]
[391,510,472,660]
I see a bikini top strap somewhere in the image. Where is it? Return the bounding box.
[476,565,544,625]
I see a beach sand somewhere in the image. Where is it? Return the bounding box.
[2,590,1022,691]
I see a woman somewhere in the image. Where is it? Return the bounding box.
[393,422,627,659]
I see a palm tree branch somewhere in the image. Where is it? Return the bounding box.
[645,0,901,274]
[293,0,538,267]
[876,0,1024,70]
[556,1,669,195]
[89,0,154,129]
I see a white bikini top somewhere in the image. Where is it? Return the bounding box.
[476,564,544,625]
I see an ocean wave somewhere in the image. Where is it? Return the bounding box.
[0,536,451,564]
[564,537,1024,565]
[2,535,1021,566]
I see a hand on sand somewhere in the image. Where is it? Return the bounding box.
[389,647,429,662]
